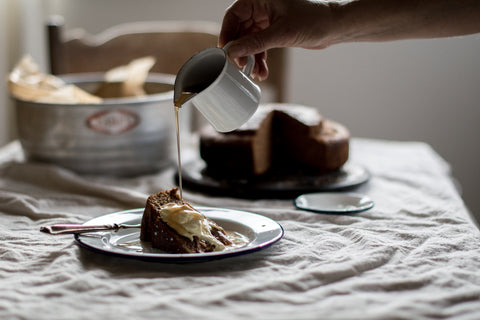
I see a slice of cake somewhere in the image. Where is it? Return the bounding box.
[199,103,349,177]
[140,188,232,253]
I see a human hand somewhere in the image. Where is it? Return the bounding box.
[219,0,335,80]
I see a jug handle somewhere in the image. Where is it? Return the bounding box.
[223,42,255,78]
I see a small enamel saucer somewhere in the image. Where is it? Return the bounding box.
[294,192,374,214]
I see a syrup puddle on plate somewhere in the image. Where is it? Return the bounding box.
[113,231,250,253]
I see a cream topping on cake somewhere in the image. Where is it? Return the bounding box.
[159,203,227,251]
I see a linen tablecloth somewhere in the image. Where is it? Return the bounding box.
[1,138,479,320]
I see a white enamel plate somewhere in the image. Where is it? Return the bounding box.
[75,207,283,262]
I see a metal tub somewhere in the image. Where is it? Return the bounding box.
[14,73,187,176]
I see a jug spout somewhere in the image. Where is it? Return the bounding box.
[173,91,197,108]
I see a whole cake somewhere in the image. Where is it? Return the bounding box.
[140,188,232,253]
[199,104,350,177]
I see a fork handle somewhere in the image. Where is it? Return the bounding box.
[40,223,137,235]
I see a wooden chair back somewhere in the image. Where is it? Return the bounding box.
[47,18,288,102]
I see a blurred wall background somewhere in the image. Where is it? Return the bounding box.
[1,0,479,224]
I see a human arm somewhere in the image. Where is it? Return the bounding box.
[219,0,480,80]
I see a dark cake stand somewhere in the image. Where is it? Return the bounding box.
[175,159,370,199]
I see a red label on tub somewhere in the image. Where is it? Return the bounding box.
[87,110,139,135]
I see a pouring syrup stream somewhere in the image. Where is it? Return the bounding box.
[174,106,182,199]
[173,92,196,200]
